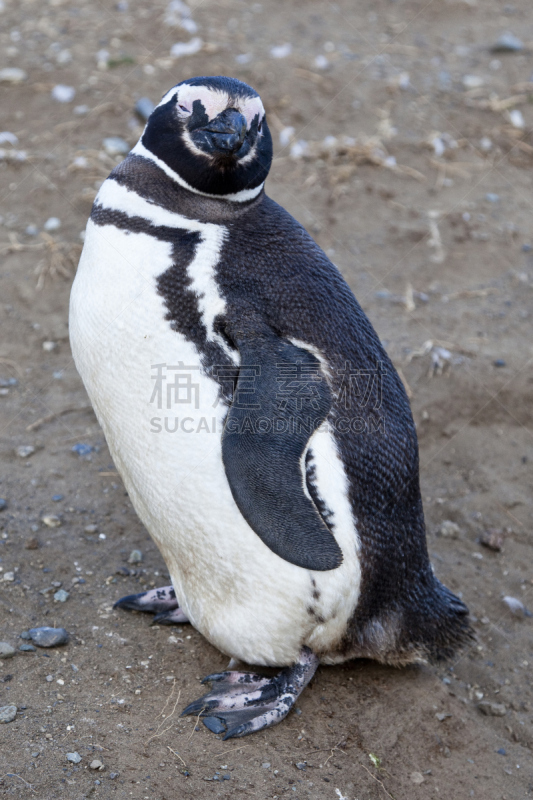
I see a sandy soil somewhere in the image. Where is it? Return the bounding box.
[1,0,532,797]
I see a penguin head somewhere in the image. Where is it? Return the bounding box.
[141,76,273,199]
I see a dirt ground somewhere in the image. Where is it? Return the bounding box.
[1,0,532,797]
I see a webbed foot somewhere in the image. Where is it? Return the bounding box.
[114,585,189,624]
[181,647,318,739]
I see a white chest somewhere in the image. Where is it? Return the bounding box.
[69,179,361,666]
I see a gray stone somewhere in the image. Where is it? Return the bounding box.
[491,33,523,52]
[53,589,70,603]
[103,137,129,156]
[478,701,506,716]
[0,642,15,659]
[16,445,35,458]
[438,520,461,539]
[19,643,36,652]
[0,705,17,723]
[66,752,82,764]
[0,68,27,84]
[128,549,143,564]
[28,627,69,647]
[135,97,155,121]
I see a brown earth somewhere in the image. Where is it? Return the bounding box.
[1,0,532,798]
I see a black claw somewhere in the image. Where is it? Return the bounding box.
[152,610,178,625]
[201,672,227,684]
[223,723,248,740]
[203,716,227,734]
[181,698,217,717]
[113,593,145,611]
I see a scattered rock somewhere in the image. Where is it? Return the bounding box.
[16,445,35,459]
[493,359,506,368]
[19,643,36,652]
[90,759,104,770]
[438,520,461,539]
[270,43,292,59]
[502,595,530,618]
[491,33,523,53]
[435,711,451,721]
[508,109,525,130]
[19,631,31,640]
[41,515,61,528]
[84,524,98,534]
[28,627,69,647]
[480,529,504,551]
[0,643,15,659]
[170,37,203,57]
[485,193,500,203]
[0,498,6,511]
[135,97,155,122]
[53,589,69,603]
[42,341,57,352]
[24,536,40,550]
[71,443,93,457]
[115,565,130,576]
[102,136,129,156]
[0,68,27,84]
[410,772,425,784]
[51,84,76,103]
[295,762,307,770]
[3,572,15,582]
[128,549,143,564]
[478,701,506,717]
[66,752,82,764]
[43,217,61,232]
[462,75,484,89]
[0,132,18,145]
[0,705,17,723]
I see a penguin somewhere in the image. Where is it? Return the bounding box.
[69,75,472,740]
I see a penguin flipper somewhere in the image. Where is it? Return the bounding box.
[221,329,343,571]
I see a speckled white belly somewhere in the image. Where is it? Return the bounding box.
[69,182,361,666]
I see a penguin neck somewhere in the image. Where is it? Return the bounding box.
[131,140,265,204]
[109,149,266,224]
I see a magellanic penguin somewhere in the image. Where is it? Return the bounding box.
[69,76,472,739]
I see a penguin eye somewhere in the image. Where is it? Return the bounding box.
[178,104,191,116]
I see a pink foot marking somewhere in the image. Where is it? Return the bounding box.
[181,647,319,739]
[114,585,189,624]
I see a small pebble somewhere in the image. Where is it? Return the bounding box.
[485,193,500,203]
[109,772,119,779]
[493,359,506,368]
[24,536,39,550]
[16,445,35,458]
[102,136,130,156]
[270,43,292,59]
[84,524,98,533]
[42,341,57,352]
[262,762,271,769]
[502,595,530,618]
[90,759,104,770]
[497,747,507,755]
[0,131,18,145]
[19,631,31,640]
[463,75,484,89]
[71,443,93,456]
[25,225,39,236]
[410,772,425,785]
[0,68,27,84]
[135,97,155,122]
[51,85,76,103]
[54,589,70,603]
[480,529,504,551]
[115,565,130,576]
[170,37,203,57]
[508,109,525,130]
[295,762,307,770]
[0,498,6,511]
[28,627,69,647]
[491,32,523,52]
[478,701,506,717]
[128,549,143,564]
[66,752,82,764]
[0,705,17,723]
[43,217,61,232]
[52,494,63,502]
[3,572,15,582]
[74,104,89,116]
[438,520,461,539]
[41,515,61,528]
[19,643,36,652]
[0,642,15,659]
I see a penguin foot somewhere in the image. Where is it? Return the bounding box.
[113,585,189,624]
[181,647,319,739]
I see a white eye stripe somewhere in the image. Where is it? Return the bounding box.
[171,85,265,129]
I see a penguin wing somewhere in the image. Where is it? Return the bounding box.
[220,328,343,571]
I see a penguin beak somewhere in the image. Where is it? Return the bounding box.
[201,109,247,156]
